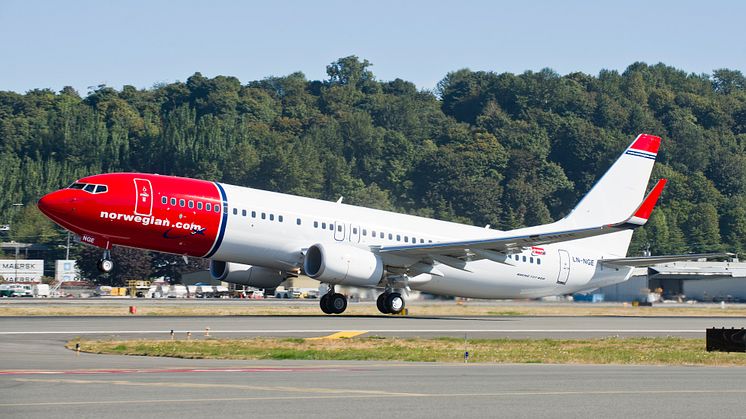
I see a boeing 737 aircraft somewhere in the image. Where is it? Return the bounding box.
[37,134,718,314]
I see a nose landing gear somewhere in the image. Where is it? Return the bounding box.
[97,249,114,273]
[320,286,347,314]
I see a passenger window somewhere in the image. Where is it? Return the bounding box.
[242,209,247,216]
[84,184,96,193]
[420,239,425,243]
[171,198,177,206]
[381,232,385,238]
[530,257,534,264]
[95,185,107,194]
[322,222,326,229]
[197,202,203,210]
[162,197,167,204]
[537,258,541,265]
[522,256,527,262]
[329,224,334,231]
[279,215,283,222]
[233,208,238,215]
[353,227,358,234]
[396,235,401,241]
[251,211,256,218]
[261,213,266,220]
[269,214,274,221]
[215,205,220,213]
[388,233,393,240]
[337,225,342,232]
[428,240,433,243]
[189,200,194,209]
[404,236,408,243]
[362,229,366,236]
[206,203,212,211]
[296,218,301,225]
[179,199,185,207]
[314,221,319,228]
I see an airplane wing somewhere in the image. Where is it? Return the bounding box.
[598,253,734,267]
[378,179,667,266]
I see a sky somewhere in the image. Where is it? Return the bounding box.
[1,0,744,94]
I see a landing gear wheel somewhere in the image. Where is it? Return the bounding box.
[320,294,333,314]
[329,293,347,314]
[385,292,405,314]
[97,258,114,273]
[376,293,390,314]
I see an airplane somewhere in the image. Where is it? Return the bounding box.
[37,133,724,314]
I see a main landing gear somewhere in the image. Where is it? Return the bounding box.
[97,249,114,273]
[320,286,347,315]
[376,291,405,314]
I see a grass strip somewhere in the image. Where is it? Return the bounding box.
[67,336,746,366]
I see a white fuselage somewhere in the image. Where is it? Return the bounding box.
[212,184,634,298]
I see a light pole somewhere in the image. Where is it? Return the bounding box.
[10,203,23,281]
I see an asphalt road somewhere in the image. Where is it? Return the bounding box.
[1,312,746,418]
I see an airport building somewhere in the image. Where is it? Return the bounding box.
[598,259,746,302]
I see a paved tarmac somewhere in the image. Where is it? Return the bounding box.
[1,314,744,339]
[2,312,746,418]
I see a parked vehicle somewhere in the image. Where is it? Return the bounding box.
[33,284,50,298]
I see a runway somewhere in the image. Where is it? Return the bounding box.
[2,313,746,418]
[1,314,744,339]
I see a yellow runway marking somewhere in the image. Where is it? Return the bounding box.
[306,330,367,340]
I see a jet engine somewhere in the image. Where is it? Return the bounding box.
[209,261,286,289]
[303,243,384,286]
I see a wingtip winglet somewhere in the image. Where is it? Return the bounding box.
[629,179,667,224]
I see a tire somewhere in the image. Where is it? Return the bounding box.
[320,294,333,314]
[385,292,404,314]
[98,259,114,273]
[376,293,389,314]
[330,293,347,314]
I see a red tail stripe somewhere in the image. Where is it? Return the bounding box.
[630,134,661,154]
[634,179,667,220]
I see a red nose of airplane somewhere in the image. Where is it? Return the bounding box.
[38,190,69,220]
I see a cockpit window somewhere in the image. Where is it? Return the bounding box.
[69,182,108,194]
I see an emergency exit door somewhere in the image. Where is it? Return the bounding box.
[557,249,571,284]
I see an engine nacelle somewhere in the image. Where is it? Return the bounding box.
[303,243,384,286]
[209,261,286,289]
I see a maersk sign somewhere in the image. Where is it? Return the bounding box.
[0,259,44,282]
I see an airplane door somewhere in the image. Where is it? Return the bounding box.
[348,225,361,243]
[557,249,571,284]
[133,178,153,216]
[333,222,345,241]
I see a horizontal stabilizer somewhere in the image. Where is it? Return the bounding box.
[599,253,735,268]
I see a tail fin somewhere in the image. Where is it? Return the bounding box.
[560,133,661,256]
